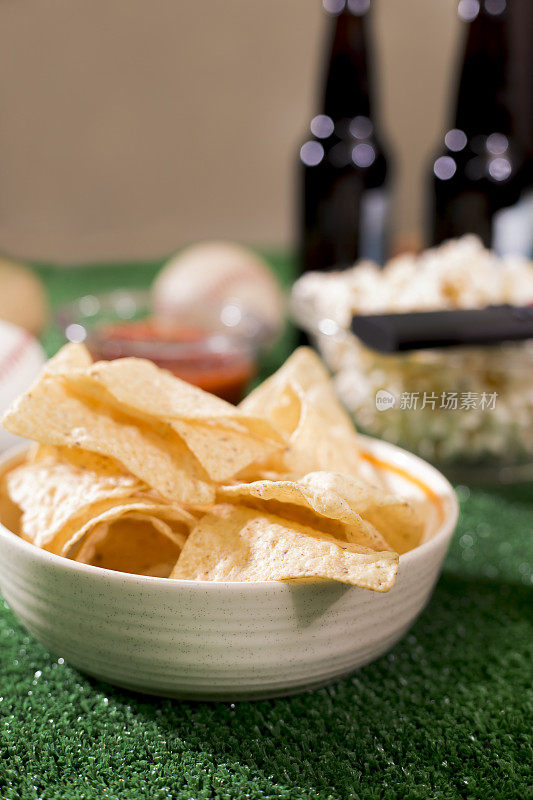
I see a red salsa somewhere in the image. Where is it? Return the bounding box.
[88,319,256,404]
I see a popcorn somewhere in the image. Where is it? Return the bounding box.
[291,237,533,469]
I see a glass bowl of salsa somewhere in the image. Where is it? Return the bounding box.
[56,290,262,403]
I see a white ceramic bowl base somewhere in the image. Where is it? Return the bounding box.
[0,437,458,701]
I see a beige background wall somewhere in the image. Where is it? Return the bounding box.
[0,0,460,263]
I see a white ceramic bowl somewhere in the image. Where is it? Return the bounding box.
[0,437,458,701]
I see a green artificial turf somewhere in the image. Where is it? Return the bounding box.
[0,258,531,799]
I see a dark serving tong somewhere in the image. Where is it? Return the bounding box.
[350,304,533,353]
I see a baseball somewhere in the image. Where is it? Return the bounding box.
[0,257,48,335]
[0,320,46,451]
[152,241,286,337]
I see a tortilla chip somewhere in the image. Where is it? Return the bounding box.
[0,466,22,534]
[242,380,302,439]
[240,348,331,412]
[73,514,184,577]
[0,342,421,588]
[2,374,214,505]
[170,505,398,591]
[217,477,392,551]
[300,472,424,554]
[60,357,284,481]
[287,384,362,475]
[31,444,126,471]
[53,495,194,556]
[42,342,93,375]
[239,347,362,476]
[6,449,143,547]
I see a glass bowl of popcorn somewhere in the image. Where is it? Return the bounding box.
[291,237,533,483]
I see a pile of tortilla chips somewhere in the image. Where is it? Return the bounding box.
[0,344,423,590]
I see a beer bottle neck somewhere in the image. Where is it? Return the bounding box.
[454,6,512,136]
[321,8,372,122]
